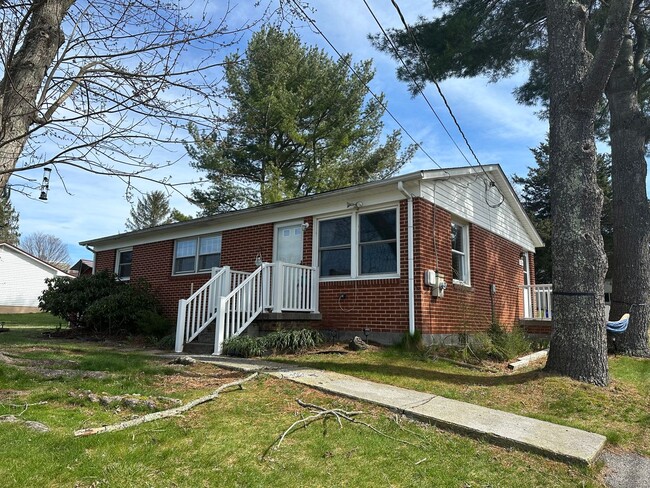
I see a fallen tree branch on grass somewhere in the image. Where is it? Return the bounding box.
[262,398,420,459]
[74,372,258,437]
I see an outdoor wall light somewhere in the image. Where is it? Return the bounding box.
[301,221,310,230]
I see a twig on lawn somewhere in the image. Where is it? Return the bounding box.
[1,401,48,417]
[262,398,421,460]
[73,372,258,437]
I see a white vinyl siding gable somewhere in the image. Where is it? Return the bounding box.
[0,245,69,308]
[420,174,536,251]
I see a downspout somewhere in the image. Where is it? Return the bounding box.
[397,181,415,337]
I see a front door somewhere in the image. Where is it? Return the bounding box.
[275,223,303,264]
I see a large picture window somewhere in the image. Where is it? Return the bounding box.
[451,221,470,284]
[319,208,398,278]
[173,234,221,275]
[115,248,132,280]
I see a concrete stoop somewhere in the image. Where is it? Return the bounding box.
[167,355,607,466]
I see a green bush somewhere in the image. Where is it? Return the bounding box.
[222,335,267,358]
[39,271,123,327]
[40,272,167,336]
[264,328,323,354]
[488,324,532,361]
[84,280,162,335]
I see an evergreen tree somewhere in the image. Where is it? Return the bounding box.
[0,196,20,246]
[187,27,414,214]
[513,142,612,283]
[125,191,173,231]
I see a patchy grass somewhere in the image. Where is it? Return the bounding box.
[271,347,650,456]
[0,318,605,487]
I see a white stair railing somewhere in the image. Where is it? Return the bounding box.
[214,263,270,354]
[520,284,553,320]
[275,262,319,312]
[175,266,232,353]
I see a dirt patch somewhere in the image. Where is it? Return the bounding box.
[153,366,244,393]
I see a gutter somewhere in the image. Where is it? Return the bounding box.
[397,181,416,337]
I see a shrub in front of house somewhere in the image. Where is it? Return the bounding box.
[222,335,267,358]
[39,272,170,337]
[263,328,323,354]
[222,329,324,357]
[39,271,122,328]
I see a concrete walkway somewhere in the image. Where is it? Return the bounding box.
[172,355,606,466]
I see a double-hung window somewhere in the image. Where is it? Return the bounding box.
[173,234,221,275]
[359,210,397,274]
[319,208,398,278]
[115,248,132,281]
[319,217,352,276]
[451,221,470,284]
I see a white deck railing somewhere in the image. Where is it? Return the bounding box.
[176,262,319,354]
[521,284,553,320]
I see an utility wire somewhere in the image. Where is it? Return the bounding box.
[388,0,495,183]
[362,0,473,168]
[287,0,446,172]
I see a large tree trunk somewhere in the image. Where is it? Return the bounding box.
[0,0,74,192]
[606,27,650,357]
[544,0,632,385]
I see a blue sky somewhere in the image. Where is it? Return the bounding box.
[11,0,548,264]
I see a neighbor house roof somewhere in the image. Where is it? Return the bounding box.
[80,165,544,250]
[0,242,73,276]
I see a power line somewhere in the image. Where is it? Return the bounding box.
[387,0,495,182]
[287,0,446,172]
[362,0,474,168]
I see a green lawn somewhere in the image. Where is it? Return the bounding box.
[271,347,650,456]
[0,314,604,487]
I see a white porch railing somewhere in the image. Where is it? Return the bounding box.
[521,284,553,320]
[176,262,319,354]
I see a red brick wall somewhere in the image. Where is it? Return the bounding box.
[94,199,533,335]
[413,197,530,335]
[318,201,409,333]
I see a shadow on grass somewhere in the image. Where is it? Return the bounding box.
[277,358,547,387]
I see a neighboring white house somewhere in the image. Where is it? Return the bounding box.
[0,242,72,313]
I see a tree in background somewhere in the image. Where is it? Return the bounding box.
[125,190,174,231]
[22,232,70,268]
[513,142,613,284]
[373,0,649,358]
[0,1,265,197]
[0,196,20,246]
[187,27,414,214]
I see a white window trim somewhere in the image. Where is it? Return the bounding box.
[115,247,133,281]
[172,234,222,276]
[314,205,400,281]
[451,220,471,286]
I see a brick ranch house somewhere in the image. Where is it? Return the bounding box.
[81,165,544,353]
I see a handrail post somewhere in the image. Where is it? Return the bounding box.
[221,265,231,296]
[175,299,187,353]
[214,296,227,355]
[311,267,319,312]
[272,261,284,313]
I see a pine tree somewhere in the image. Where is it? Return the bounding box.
[187,27,414,215]
[125,191,173,231]
[0,196,20,246]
